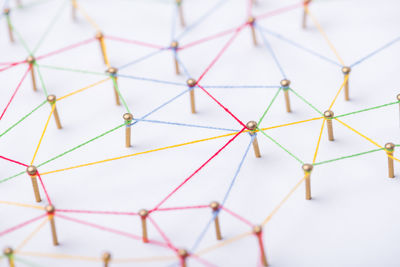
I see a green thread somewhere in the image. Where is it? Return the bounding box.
[313,148,384,166]
[334,101,399,118]
[111,76,131,113]
[0,170,25,184]
[258,87,281,125]
[34,63,49,97]
[37,123,125,168]
[0,100,47,138]
[258,128,304,164]
[37,64,106,76]
[14,256,45,267]
[289,88,323,115]
[8,20,32,55]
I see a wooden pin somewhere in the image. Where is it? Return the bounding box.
[170,41,180,75]
[123,113,133,147]
[253,225,268,266]
[341,66,351,101]
[3,9,14,43]
[71,0,77,21]
[280,79,291,112]
[176,0,185,27]
[210,201,222,240]
[106,67,121,106]
[177,249,189,267]
[248,17,257,46]
[3,247,15,267]
[385,143,395,178]
[45,205,59,246]
[26,165,41,202]
[324,110,334,141]
[26,56,37,92]
[247,121,261,158]
[302,164,313,200]
[187,78,196,114]
[102,252,111,267]
[302,0,312,29]
[47,95,62,129]
[139,209,149,243]
[95,31,108,65]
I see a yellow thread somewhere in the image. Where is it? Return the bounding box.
[31,103,56,165]
[262,175,308,226]
[305,7,345,65]
[260,117,323,131]
[57,78,110,101]
[312,119,326,163]
[334,118,382,148]
[15,217,49,253]
[74,2,101,31]
[0,201,44,210]
[112,255,177,263]
[328,74,349,109]
[100,38,110,67]
[195,231,252,256]
[16,251,101,262]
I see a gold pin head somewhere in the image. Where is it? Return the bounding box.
[47,95,56,104]
[280,79,290,88]
[102,252,111,262]
[302,163,313,173]
[246,121,257,131]
[106,67,118,75]
[176,0,182,4]
[341,66,351,74]
[210,201,220,211]
[3,247,13,256]
[26,56,35,64]
[247,16,255,25]
[123,113,133,122]
[323,110,334,119]
[3,8,10,15]
[178,248,188,259]
[139,209,148,218]
[385,142,395,151]
[45,205,55,214]
[252,225,262,234]
[170,41,179,49]
[187,78,197,88]
[95,31,104,40]
[26,165,38,176]
[396,94,400,101]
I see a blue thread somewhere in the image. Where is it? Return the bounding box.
[350,35,400,68]
[174,51,191,78]
[176,0,229,40]
[190,136,254,252]
[202,85,280,89]
[257,25,342,67]
[116,73,187,87]
[117,48,168,70]
[256,24,287,78]
[132,118,239,132]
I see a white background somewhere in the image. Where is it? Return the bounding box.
[0,0,400,266]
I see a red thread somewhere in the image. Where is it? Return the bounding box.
[148,216,177,251]
[0,156,28,167]
[151,128,246,212]
[0,214,47,237]
[104,35,165,49]
[37,173,52,205]
[247,0,253,17]
[191,254,218,267]
[0,61,24,72]
[151,205,209,213]
[56,209,138,216]
[256,2,303,21]
[0,66,31,121]
[221,207,253,227]
[35,38,96,61]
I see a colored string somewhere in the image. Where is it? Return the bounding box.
[117,48,167,70]
[0,155,27,167]
[201,85,280,89]
[170,1,178,40]
[179,26,239,50]
[116,73,187,87]
[17,251,100,262]
[15,217,49,252]
[37,64,106,76]
[0,66,31,120]
[314,147,384,166]
[56,209,137,216]
[111,76,131,113]
[335,101,399,118]
[35,38,95,61]
[0,170,25,184]
[312,119,326,163]
[174,50,191,78]
[57,78,111,101]
[148,216,177,251]
[8,18,32,54]
[258,87,282,126]
[14,257,44,267]
[289,88,323,115]
[221,207,253,227]
[74,1,101,31]
[0,200,43,210]
[37,173,52,205]
[195,231,251,256]
[328,74,349,109]
[0,214,47,237]
[105,35,164,49]
[255,2,303,20]
[153,205,209,213]
[33,63,49,97]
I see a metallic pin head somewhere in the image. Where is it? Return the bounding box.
[247,16,255,25]
[187,78,196,88]
[47,95,56,103]
[26,56,35,64]
[45,205,55,214]
[280,79,290,88]
[210,201,220,211]
[102,252,111,262]
[385,142,395,151]
[323,110,334,119]
[178,248,188,259]
[3,8,10,15]
[176,0,182,4]
[106,67,118,75]
[123,113,133,122]
[341,66,351,74]
[95,31,104,40]
[246,121,257,131]
[302,163,313,173]
[3,247,13,256]
[170,41,179,49]
[396,94,400,101]
[26,165,38,176]
[252,225,262,234]
[139,209,148,218]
